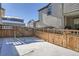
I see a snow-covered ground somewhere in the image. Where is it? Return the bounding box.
[0,37,79,56]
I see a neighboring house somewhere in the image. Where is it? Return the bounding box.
[36,3,64,28]
[27,19,35,28]
[35,20,46,28]
[36,3,79,29]
[0,4,25,29]
[27,19,43,29]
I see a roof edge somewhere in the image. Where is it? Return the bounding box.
[38,3,51,12]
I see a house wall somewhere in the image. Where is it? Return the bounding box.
[27,22,34,28]
[51,3,63,19]
[64,3,79,13]
[0,9,5,17]
[37,3,64,28]
[42,13,62,28]
[64,3,79,17]
[35,21,45,28]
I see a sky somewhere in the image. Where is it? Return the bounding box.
[2,3,48,25]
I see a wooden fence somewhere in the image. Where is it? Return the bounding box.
[35,28,79,52]
[0,26,34,37]
[0,25,79,52]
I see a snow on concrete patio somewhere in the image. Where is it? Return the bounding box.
[0,37,79,56]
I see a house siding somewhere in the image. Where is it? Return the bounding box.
[37,3,64,28]
[64,3,79,13]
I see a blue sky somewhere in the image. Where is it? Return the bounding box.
[2,3,48,24]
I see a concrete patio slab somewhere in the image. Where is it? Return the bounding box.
[0,37,79,56]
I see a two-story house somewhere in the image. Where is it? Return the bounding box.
[0,4,25,29]
[36,3,79,29]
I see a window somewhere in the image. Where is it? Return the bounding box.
[39,12,42,20]
[74,18,79,24]
[47,5,52,15]
[47,11,51,15]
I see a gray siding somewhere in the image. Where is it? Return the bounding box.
[38,3,64,28]
[51,3,63,19]
[64,3,79,13]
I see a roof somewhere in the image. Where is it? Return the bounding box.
[0,8,5,10]
[38,3,51,11]
[2,16,23,19]
[35,20,40,22]
[0,3,5,10]
[27,19,35,24]
[1,22,25,26]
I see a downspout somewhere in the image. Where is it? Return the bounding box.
[62,3,65,29]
